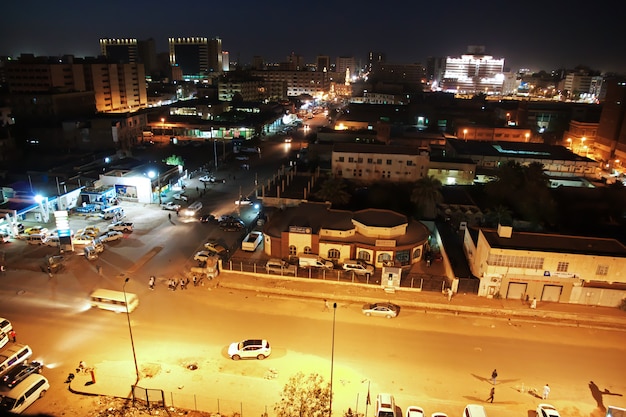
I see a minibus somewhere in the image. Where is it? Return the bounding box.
[89,289,139,313]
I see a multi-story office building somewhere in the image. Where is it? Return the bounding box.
[250,69,330,98]
[208,37,223,73]
[563,72,593,99]
[100,38,138,63]
[595,79,626,165]
[316,55,330,72]
[440,47,505,95]
[368,62,426,89]
[217,74,265,102]
[83,58,147,112]
[168,37,209,79]
[336,56,357,81]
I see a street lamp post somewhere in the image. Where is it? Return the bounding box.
[329,302,337,417]
[123,277,140,385]
[463,129,468,142]
[160,118,165,143]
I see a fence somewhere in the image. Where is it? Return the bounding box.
[223,257,452,292]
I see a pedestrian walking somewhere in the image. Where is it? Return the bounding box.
[486,387,495,403]
[168,212,172,221]
[323,299,330,312]
[542,384,550,399]
[530,297,537,309]
[47,265,53,278]
[149,276,155,290]
[8,329,16,343]
[447,288,453,301]
[193,275,198,287]
[491,369,498,385]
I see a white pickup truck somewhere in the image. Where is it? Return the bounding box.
[241,231,263,252]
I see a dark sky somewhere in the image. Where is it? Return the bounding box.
[2,0,626,74]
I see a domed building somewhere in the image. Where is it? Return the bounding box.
[262,202,431,268]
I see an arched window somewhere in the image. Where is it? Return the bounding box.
[289,245,297,256]
[377,253,392,263]
[304,246,312,254]
[357,250,371,262]
[395,250,410,265]
[412,247,422,260]
[327,249,340,259]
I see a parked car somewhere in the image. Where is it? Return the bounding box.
[43,236,60,247]
[108,221,134,233]
[204,241,228,257]
[72,235,94,245]
[161,201,181,211]
[220,220,245,232]
[76,226,99,237]
[199,175,215,183]
[0,317,12,335]
[98,230,124,242]
[0,331,7,349]
[1,361,43,388]
[228,339,271,360]
[173,193,188,201]
[362,302,399,319]
[200,214,218,224]
[23,226,48,236]
[406,406,425,417]
[193,251,216,264]
[536,404,560,417]
[342,260,375,276]
[265,259,297,276]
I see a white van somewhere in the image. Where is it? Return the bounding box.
[298,254,334,270]
[0,374,49,413]
[100,206,124,220]
[463,404,487,417]
[376,393,396,417]
[0,344,33,377]
[25,234,46,245]
[182,201,203,217]
[90,288,139,313]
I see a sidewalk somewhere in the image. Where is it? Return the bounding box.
[69,272,626,403]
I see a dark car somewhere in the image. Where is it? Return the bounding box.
[220,221,245,232]
[1,361,43,388]
[200,214,219,224]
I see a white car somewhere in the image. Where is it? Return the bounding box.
[0,331,8,349]
[108,222,134,233]
[99,230,124,242]
[234,197,253,206]
[228,339,271,360]
[193,251,215,263]
[161,201,181,211]
[406,406,425,417]
[199,175,215,183]
[536,404,560,417]
[72,235,94,245]
[342,260,375,276]
[0,317,12,335]
[173,193,188,201]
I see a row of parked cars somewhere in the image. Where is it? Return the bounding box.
[0,317,49,414]
[265,256,375,276]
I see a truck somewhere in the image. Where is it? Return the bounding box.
[298,254,334,270]
[241,231,263,252]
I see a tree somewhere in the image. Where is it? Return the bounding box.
[274,372,331,417]
[163,154,184,166]
[410,175,442,219]
[312,175,351,207]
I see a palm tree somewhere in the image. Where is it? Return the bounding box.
[312,175,351,207]
[410,175,442,219]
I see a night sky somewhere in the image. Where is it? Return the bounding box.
[2,0,626,73]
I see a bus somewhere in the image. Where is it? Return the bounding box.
[89,289,139,313]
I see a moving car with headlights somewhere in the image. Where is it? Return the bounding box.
[234,197,253,206]
[362,302,399,319]
[1,361,43,389]
[536,404,560,417]
[228,339,271,360]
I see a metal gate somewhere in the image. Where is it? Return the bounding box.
[506,282,527,299]
[541,285,562,302]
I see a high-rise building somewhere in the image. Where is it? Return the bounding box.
[367,51,385,72]
[440,47,505,95]
[595,79,626,163]
[208,37,223,73]
[100,38,138,63]
[137,38,157,76]
[336,56,357,81]
[168,37,209,78]
[222,51,230,72]
[316,55,330,72]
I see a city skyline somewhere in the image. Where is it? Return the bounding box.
[2,0,626,73]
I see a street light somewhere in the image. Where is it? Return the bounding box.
[329,302,337,417]
[463,129,468,142]
[525,132,530,142]
[160,118,165,143]
[123,277,140,384]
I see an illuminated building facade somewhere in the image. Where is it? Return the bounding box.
[440,53,505,95]
[100,38,138,63]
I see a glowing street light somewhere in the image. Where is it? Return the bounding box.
[463,129,468,142]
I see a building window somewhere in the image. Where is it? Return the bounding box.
[357,250,371,262]
[304,246,312,254]
[386,159,392,165]
[556,262,569,272]
[357,158,363,163]
[395,250,410,265]
[412,247,422,260]
[596,265,609,276]
[486,254,544,269]
[367,158,373,163]
[377,253,392,263]
[377,159,382,164]
[289,245,297,256]
[327,249,340,259]
[353,169,357,176]
[348,157,354,163]
[358,169,362,177]
[338,157,344,162]
[407,160,413,166]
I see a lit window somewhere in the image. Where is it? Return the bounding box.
[556,262,569,272]
[596,265,609,276]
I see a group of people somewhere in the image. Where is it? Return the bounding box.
[150,275,204,291]
[487,369,550,403]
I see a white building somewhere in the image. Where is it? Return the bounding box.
[440,51,505,95]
